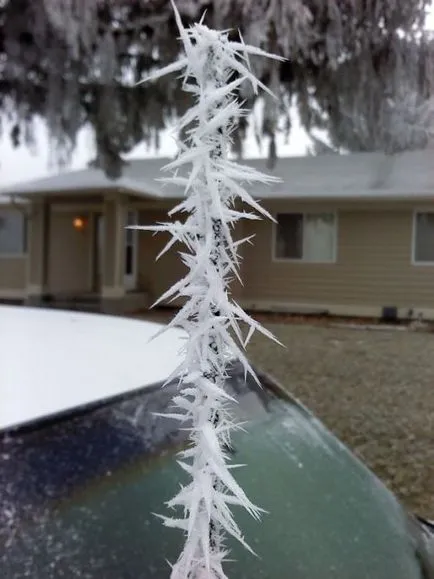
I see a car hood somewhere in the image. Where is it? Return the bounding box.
[1,366,430,579]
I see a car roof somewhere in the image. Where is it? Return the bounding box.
[0,306,185,431]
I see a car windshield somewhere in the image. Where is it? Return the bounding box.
[0,363,428,579]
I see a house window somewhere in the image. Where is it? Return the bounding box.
[413,212,434,264]
[0,209,27,256]
[274,212,336,263]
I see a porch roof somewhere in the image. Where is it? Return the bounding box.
[0,164,166,201]
[1,149,434,203]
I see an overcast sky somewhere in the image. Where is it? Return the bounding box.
[1,7,433,187]
[0,107,312,187]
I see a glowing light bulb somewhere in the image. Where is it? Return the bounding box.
[72,217,85,230]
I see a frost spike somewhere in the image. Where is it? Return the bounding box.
[137,58,189,85]
[132,3,280,578]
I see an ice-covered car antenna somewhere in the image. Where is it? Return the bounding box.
[134,2,283,577]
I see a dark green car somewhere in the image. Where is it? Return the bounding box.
[1,363,433,578]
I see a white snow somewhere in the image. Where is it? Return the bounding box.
[0,306,186,431]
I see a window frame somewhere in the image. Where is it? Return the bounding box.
[411,209,434,266]
[0,208,28,258]
[272,210,338,264]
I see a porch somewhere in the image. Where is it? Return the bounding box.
[24,192,178,314]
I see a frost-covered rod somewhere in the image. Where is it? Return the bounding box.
[133,2,283,577]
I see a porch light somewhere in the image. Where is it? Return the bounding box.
[72,216,86,231]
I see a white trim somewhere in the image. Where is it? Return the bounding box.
[271,210,338,264]
[411,209,434,266]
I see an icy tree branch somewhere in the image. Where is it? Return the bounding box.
[132,2,283,577]
[3,0,432,176]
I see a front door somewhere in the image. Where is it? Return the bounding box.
[124,210,138,290]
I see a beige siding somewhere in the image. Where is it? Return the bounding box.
[137,210,244,303]
[137,210,187,303]
[47,211,92,294]
[241,205,434,312]
[27,200,49,293]
[0,257,26,294]
[13,193,433,316]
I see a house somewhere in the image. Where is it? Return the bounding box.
[1,149,434,320]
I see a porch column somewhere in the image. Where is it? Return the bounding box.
[101,194,126,311]
[26,199,50,304]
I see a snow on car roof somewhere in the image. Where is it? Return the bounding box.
[0,306,185,431]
